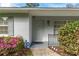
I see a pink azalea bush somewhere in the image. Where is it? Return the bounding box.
[0,36,24,55]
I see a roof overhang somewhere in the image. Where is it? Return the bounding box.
[0,8,79,16]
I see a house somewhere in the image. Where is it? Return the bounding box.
[0,8,79,47]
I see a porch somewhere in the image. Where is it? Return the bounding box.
[31,16,79,48]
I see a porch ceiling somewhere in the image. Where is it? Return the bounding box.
[0,8,79,16]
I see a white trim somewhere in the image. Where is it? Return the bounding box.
[1,8,79,11]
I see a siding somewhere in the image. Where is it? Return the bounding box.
[14,15,32,43]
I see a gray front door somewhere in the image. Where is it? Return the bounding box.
[32,18,45,42]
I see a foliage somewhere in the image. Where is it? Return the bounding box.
[25,3,39,7]
[0,36,24,55]
[58,21,79,55]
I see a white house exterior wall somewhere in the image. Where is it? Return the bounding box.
[14,16,32,43]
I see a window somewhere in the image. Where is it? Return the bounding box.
[0,17,8,35]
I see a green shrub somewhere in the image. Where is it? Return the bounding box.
[58,20,79,55]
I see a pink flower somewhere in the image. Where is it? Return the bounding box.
[6,44,11,48]
[11,41,17,45]
[0,37,20,49]
[0,43,4,48]
[0,39,4,43]
[11,44,17,48]
[9,37,17,44]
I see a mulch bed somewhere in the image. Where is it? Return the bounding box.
[48,46,75,56]
[0,48,33,56]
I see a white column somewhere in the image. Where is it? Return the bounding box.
[29,15,32,44]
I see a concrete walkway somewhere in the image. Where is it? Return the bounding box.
[31,42,48,48]
[31,48,60,56]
